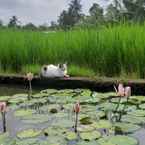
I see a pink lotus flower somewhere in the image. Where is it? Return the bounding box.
[124,86,131,97]
[114,83,131,97]
[0,102,7,112]
[117,83,125,96]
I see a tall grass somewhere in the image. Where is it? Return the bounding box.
[0,23,145,78]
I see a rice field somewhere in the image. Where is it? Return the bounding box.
[0,23,145,78]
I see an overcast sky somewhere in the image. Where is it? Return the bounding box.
[0,0,111,26]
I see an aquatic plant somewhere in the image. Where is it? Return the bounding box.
[26,72,33,100]
[114,83,132,121]
[73,102,80,133]
[0,102,7,132]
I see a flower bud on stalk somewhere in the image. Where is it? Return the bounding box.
[26,72,33,100]
[74,102,80,133]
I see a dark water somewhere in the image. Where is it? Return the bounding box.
[0,84,40,96]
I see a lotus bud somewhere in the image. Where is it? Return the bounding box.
[117,83,125,97]
[26,72,33,100]
[26,72,34,81]
[74,102,80,113]
[125,86,131,97]
[0,102,7,112]
[74,102,80,133]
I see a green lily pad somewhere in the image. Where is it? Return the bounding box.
[40,89,58,94]
[17,129,42,139]
[97,135,138,145]
[0,96,10,101]
[139,103,145,109]
[80,116,93,125]
[121,115,145,124]
[80,130,101,141]
[15,138,39,145]
[32,93,47,98]
[9,94,28,104]
[76,141,99,145]
[14,109,35,117]
[127,109,145,117]
[109,135,138,145]
[44,126,67,136]
[91,120,112,129]
[78,125,95,132]
[65,131,77,140]
[0,133,11,144]
[22,114,49,124]
[114,122,140,133]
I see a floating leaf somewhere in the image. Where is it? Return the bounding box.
[17,129,42,139]
[80,116,93,125]
[65,131,77,140]
[114,122,140,133]
[80,130,101,141]
[127,109,145,117]
[14,109,35,117]
[97,135,138,145]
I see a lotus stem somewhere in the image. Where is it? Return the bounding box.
[74,112,78,133]
[1,112,6,132]
[28,80,32,100]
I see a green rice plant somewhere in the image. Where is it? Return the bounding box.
[21,64,41,75]
[68,65,96,77]
[0,23,145,78]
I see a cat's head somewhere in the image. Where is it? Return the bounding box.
[58,63,67,73]
[42,65,47,71]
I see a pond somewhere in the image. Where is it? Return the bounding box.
[0,86,145,145]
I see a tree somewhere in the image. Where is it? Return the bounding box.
[58,0,82,29]
[105,0,125,23]
[89,3,104,25]
[58,10,71,29]
[8,16,19,28]
[0,20,3,27]
[23,23,37,30]
[39,23,48,31]
[122,0,145,22]
[68,0,82,25]
[106,4,121,23]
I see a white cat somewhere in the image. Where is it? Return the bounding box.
[40,63,69,78]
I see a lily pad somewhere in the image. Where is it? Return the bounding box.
[114,122,140,133]
[139,103,145,110]
[22,114,49,124]
[17,129,42,139]
[121,115,145,124]
[65,131,77,140]
[0,96,10,101]
[80,130,101,141]
[14,109,35,117]
[80,116,93,125]
[44,126,67,136]
[76,141,99,145]
[127,109,145,117]
[9,94,28,104]
[91,120,112,129]
[97,135,138,145]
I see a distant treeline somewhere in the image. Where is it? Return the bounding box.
[0,0,145,30]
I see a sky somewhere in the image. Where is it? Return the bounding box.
[0,0,111,26]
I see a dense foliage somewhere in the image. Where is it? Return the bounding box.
[0,23,145,78]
